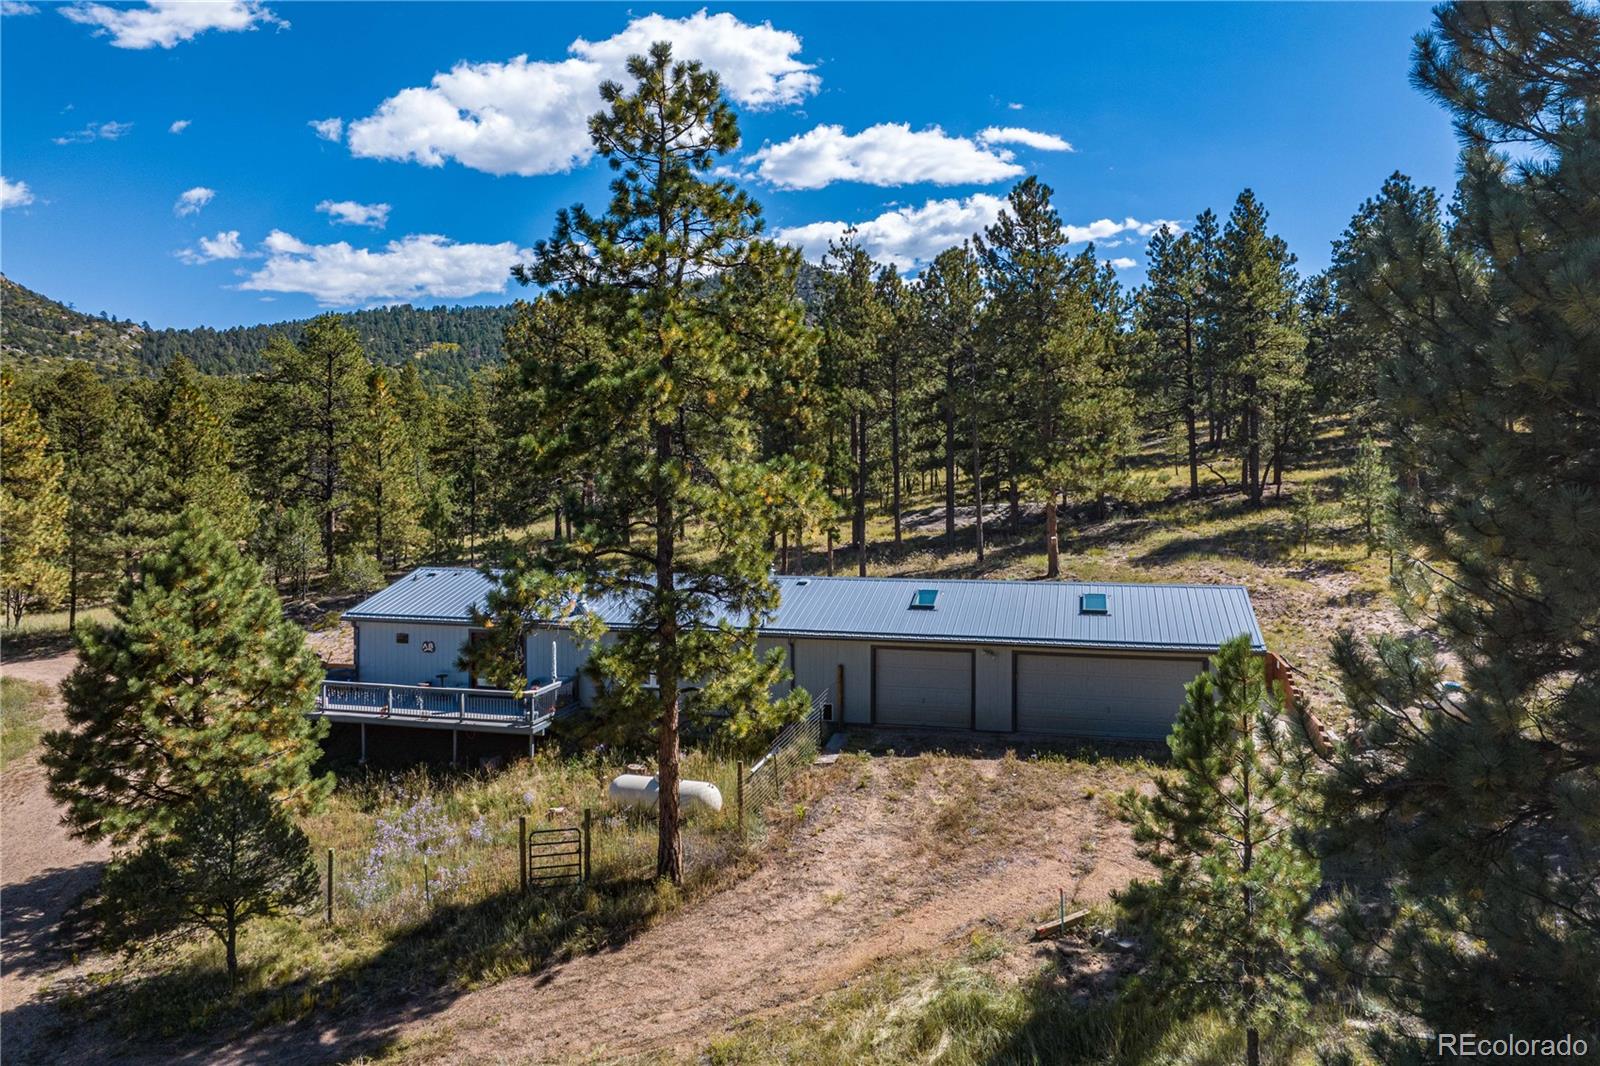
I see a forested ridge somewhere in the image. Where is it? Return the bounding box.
[5,4,1597,1061]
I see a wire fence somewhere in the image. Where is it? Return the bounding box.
[739,688,833,839]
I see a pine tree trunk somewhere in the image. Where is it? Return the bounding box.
[1045,496,1060,579]
[67,542,78,630]
[1008,475,1021,534]
[972,417,985,562]
[890,388,902,549]
[226,919,239,987]
[1185,307,1200,498]
[944,367,957,541]
[854,410,868,577]
[655,416,683,884]
[779,529,789,574]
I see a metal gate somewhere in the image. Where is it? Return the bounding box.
[520,812,590,890]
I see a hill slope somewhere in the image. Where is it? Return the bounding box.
[0,275,146,371]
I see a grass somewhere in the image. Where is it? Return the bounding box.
[1,675,53,769]
[57,746,760,1043]
[696,958,1379,1066]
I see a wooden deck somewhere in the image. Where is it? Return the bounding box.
[313,678,577,735]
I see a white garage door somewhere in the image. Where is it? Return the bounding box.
[874,648,972,728]
[1015,654,1206,739]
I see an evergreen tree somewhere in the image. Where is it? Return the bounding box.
[148,359,254,542]
[1139,224,1211,497]
[346,369,424,568]
[96,778,319,986]
[1343,435,1392,555]
[816,232,887,576]
[35,361,117,627]
[1116,636,1320,1066]
[1213,191,1308,506]
[481,44,819,883]
[439,372,497,563]
[0,368,68,628]
[1319,1,1600,1044]
[249,316,369,573]
[42,510,330,845]
[916,244,987,555]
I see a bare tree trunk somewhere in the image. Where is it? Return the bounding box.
[1045,495,1060,578]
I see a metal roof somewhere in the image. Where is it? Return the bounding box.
[345,568,1264,653]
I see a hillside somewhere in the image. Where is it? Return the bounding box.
[0,275,146,371]
[1,263,826,383]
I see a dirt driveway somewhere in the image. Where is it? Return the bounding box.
[1,650,112,1060]
[296,740,1147,1065]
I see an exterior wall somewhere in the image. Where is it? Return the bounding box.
[355,621,475,687]
[974,646,1013,731]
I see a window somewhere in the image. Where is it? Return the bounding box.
[1080,593,1109,615]
[395,632,410,644]
[910,588,939,610]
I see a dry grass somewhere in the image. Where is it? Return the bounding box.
[0,675,54,769]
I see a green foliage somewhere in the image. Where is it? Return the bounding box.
[0,367,68,627]
[1287,491,1330,556]
[0,274,144,370]
[330,551,385,594]
[346,369,425,567]
[97,778,319,985]
[42,510,330,845]
[481,42,820,882]
[1115,637,1320,1063]
[1341,436,1391,554]
[1319,1,1600,1044]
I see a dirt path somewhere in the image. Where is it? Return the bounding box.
[356,750,1141,1065]
[1,650,112,1061]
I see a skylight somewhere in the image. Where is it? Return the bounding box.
[1080,593,1109,615]
[910,588,939,610]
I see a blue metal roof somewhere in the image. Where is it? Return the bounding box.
[346,568,1264,653]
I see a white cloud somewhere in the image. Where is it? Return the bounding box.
[173,185,216,216]
[774,194,1008,272]
[1062,216,1183,244]
[1007,101,1024,111]
[747,123,1024,190]
[316,199,390,228]
[178,229,245,264]
[1108,257,1137,270]
[1,176,35,209]
[239,232,533,306]
[346,10,817,177]
[2,1,40,16]
[60,0,285,49]
[309,117,343,142]
[976,126,1074,152]
[168,118,191,134]
[774,196,1180,273]
[53,119,133,145]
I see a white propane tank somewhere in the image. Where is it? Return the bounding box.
[608,774,723,813]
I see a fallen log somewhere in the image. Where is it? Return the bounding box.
[1033,908,1090,941]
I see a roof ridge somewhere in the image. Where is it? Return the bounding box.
[775,574,1248,592]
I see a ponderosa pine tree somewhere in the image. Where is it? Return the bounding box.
[1343,435,1392,555]
[0,368,67,629]
[250,316,369,573]
[36,361,117,628]
[96,777,319,986]
[1116,636,1320,1066]
[1212,191,1308,506]
[816,231,887,576]
[42,509,329,845]
[347,368,424,568]
[148,358,254,542]
[480,43,819,883]
[1140,224,1211,498]
[1319,1,1600,1045]
[916,244,986,553]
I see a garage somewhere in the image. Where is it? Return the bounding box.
[1014,652,1207,739]
[873,647,973,728]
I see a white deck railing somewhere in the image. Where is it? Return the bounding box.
[315,678,576,730]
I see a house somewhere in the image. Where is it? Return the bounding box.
[326,567,1264,744]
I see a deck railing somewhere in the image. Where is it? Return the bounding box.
[315,678,576,730]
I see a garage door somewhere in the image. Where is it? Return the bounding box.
[1015,654,1205,739]
[874,647,973,728]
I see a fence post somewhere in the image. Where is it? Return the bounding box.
[582,807,592,883]
[736,760,745,839]
[519,815,528,894]
[326,848,334,923]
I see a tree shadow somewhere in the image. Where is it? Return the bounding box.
[0,630,77,662]
[0,862,104,980]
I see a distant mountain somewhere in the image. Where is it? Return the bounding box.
[2,262,828,383]
[1,275,146,371]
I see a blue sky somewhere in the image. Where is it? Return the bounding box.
[1,2,1459,329]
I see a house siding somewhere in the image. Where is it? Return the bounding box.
[355,621,476,687]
